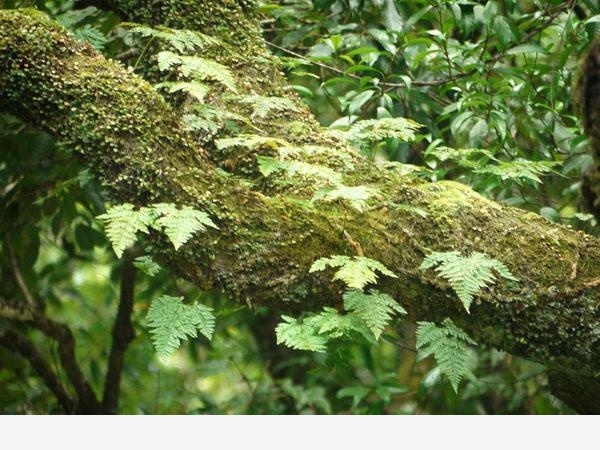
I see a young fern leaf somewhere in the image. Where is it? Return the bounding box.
[343,290,407,340]
[133,256,162,277]
[312,185,378,212]
[310,255,397,290]
[257,156,342,184]
[146,295,215,359]
[97,203,153,258]
[416,318,476,392]
[474,160,560,185]
[420,251,518,312]
[155,81,210,101]
[275,315,328,352]
[329,117,422,149]
[238,95,299,118]
[216,134,288,151]
[306,307,372,340]
[157,51,237,92]
[152,203,218,250]
[124,23,220,52]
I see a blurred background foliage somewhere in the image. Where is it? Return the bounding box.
[2,0,598,414]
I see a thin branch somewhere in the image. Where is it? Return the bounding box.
[6,239,39,311]
[0,329,74,412]
[102,251,137,414]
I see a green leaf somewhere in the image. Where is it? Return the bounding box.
[146,295,215,358]
[275,315,328,352]
[420,251,518,312]
[157,51,237,92]
[133,256,162,277]
[310,255,397,290]
[97,204,153,258]
[151,203,218,250]
[343,290,406,340]
[312,185,378,212]
[416,318,476,392]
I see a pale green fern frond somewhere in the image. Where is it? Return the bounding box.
[424,146,497,164]
[155,81,210,101]
[146,295,215,358]
[305,307,371,340]
[152,203,218,250]
[97,203,153,258]
[343,290,406,340]
[312,185,378,212]
[416,318,476,392]
[133,256,162,277]
[216,134,288,151]
[157,52,237,92]
[238,95,299,118]
[257,156,342,184]
[275,315,328,352]
[329,117,422,148]
[420,251,518,312]
[310,255,397,290]
[474,160,560,184]
[125,23,220,52]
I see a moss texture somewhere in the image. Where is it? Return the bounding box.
[1,9,599,412]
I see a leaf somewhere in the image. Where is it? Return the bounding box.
[146,295,215,358]
[420,251,518,312]
[275,315,328,352]
[310,255,397,290]
[133,256,162,277]
[151,203,217,250]
[238,95,299,118]
[416,318,476,392]
[124,23,220,52]
[157,52,237,92]
[155,81,210,101]
[97,203,153,258]
[474,160,560,185]
[312,185,378,212]
[343,290,406,340]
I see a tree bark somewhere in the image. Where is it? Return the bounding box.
[0,6,599,412]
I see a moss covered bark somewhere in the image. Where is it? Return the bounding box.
[1,9,599,412]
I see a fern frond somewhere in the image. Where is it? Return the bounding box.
[152,203,218,250]
[310,255,397,290]
[305,307,371,340]
[238,95,299,118]
[275,315,328,352]
[157,52,237,92]
[312,185,378,212]
[133,256,162,277]
[257,156,342,184]
[125,23,220,52]
[474,160,560,184]
[155,81,210,101]
[342,290,406,340]
[424,146,497,164]
[420,251,518,312]
[146,295,215,358]
[216,134,288,151]
[416,318,476,392]
[329,117,422,149]
[97,204,153,257]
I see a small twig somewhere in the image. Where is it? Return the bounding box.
[102,251,137,414]
[343,230,364,257]
[6,239,39,311]
[0,329,74,412]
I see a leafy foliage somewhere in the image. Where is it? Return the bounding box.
[238,95,299,118]
[133,256,162,277]
[98,203,216,256]
[257,156,342,184]
[333,117,422,148]
[420,251,518,312]
[343,290,406,340]
[416,319,476,393]
[216,134,288,151]
[275,315,328,352]
[157,51,237,92]
[474,160,561,185]
[124,23,220,52]
[312,184,378,212]
[146,295,215,358]
[310,255,397,290]
[155,81,210,101]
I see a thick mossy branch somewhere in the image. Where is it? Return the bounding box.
[1,10,600,412]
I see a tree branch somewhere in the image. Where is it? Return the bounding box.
[0,329,74,412]
[102,250,137,413]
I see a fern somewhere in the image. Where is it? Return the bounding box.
[125,23,219,52]
[416,318,476,392]
[312,185,378,212]
[238,95,299,118]
[157,51,237,92]
[420,251,518,312]
[424,146,497,164]
[306,307,371,340]
[310,255,397,290]
[343,290,406,340]
[275,315,328,352]
[155,81,210,101]
[97,204,153,258]
[152,203,218,250]
[257,156,342,184]
[98,203,216,256]
[216,134,288,151]
[133,256,162,277]
[183,106,246,133]
[474,160,560,184]
[329,117,422,148]
[146,295,215,358]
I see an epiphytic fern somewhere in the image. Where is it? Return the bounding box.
[133,256,162,277]
[238,95,299,118]
[474,159,560,185]
[157,51,237,92]
[124,23,220,52]
[146,295,215,358]
[97,204,154,258]
[216,134,288,151]
[257,156,342,184]
[310,255,397,290]
[343,290,406,340]
[329,117,422,149]
[420,251,518,312]
[155,81,210,101]
[416,318,476,392]
[152,203,218,250]
[275,315,328,352]
[312,184,378,212]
